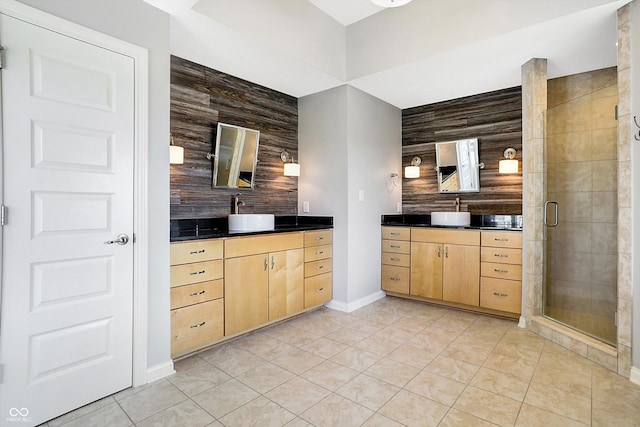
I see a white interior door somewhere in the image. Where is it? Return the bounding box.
[0,13,135,426]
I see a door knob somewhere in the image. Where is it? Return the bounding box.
[105,234,129,245]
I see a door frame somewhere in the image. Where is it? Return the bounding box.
[0,0,150,387]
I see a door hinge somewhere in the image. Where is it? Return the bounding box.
[0,205,6,226]
[0,46,4,69]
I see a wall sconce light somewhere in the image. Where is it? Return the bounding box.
[280,150,300,177]
[169,134,184,164]
[405,156,421,178]
[499,148,518,174]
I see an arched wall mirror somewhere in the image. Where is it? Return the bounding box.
[212,123,260,189]
[435,138,480,193]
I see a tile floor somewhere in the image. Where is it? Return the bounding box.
[42,297,640,426]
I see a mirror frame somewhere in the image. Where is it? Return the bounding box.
[212,123,260,189]
[435,138,480,193]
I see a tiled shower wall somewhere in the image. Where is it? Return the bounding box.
[545,68,618,344]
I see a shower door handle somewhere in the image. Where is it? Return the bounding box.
[544,201,558,227]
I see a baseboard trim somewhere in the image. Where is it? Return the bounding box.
[518,316,526,329]
[146,360,175,383]
[325,290,386,313]
[630,367,640,386]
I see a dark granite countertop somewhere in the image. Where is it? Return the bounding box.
[381,214,523,231]
[171,215,333,242]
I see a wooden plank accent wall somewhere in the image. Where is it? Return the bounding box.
[170,56,298,219]
[402,86,523,215]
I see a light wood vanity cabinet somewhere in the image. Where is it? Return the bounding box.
[170,239,224,358]
[411,228,480,306]
[381,227,411,294]
[480,231,523,314]
[304,230,333,308]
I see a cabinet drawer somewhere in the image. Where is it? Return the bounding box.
[481,231,522,249]
[481,247,522,265]
[170,279,223,310]
[480,277,522,314]
[381,265,409,294]
[170,239,223,265]
[171,298,224,357]
[381,227,410,241]
[412,228,480,245]
[304,230,333,247]
[304,258,332,278]
[381,239,411,254]
[170,260,223,287]
[481,262,522,281]
[304,244,332,262]
[304,273,332,308]
[225,232,303,258]
[381,252,410,267]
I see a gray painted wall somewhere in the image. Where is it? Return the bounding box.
[17,0,172,369]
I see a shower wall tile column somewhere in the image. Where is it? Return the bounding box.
[522,58,547,320]
[616,3,632,378]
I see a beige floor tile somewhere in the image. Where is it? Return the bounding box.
[347,318,387,335]
[354,333,404,356]
[219,396,295,427]
[378,389,449,426]
[386,344,438,369]
[168,356,230,396]
[324,327,370,346]
[265,377,331,415]
[235,335,297,360]
[191,379,259,418]
[200,345,266,377]
[524,381,591,424]
[335,373,400,411]
[364,356,420,387]
[235,362,295,394]
[51,402,132,427]
[515,403,588,427]
[390,316,429,333]
[531,363,591,397]
[407,331,455,353]
[360,413,405,427]
[47,397,117,427]
[331,346,380,371]
[374,324,419,342]
[136,400,214,427]
[271,348,324,375]
[453,386,522,427]
[470,367,530,402]
[284,417,313,427]
[439,408,500,427]
[263,323,321,348]
[592,397,640,427]
[404,370,465,406]
[301,337,348,358]
[592,368,640,415]
[483,351,538,381]
[441,341,492,366]
[301,360,359,391]
[118,380,187,423]
[301,393,374,427]
[426,355,481,384]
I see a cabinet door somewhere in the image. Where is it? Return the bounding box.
[269,248,304,320]
[443,244,480,306]
[410,242,443,299]
[225,254,269,336]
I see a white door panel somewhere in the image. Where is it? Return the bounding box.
[0,13,135,426]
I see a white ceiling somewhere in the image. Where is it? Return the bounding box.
[145,0,629,109]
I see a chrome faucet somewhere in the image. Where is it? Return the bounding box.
[233,193,245,214]
[455,196,460,212]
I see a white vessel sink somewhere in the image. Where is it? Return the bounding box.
[431,212,471,227]
[228,214,275,232]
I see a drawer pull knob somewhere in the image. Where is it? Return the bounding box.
[190,321,206,328]
[315,251,324,255]
[390,232,400,236]
[390,245,400,248]
[495,238,509,242]
[390,257,401,261]
[316,265,324,270]
[315,237,324,240]
[494,269,509,273]
[493,292,508,297]
[189,270,206,275]
[389,277,400,281]
[189,249,206,255]
[189,290,206,296]
[494,254,508,258]
[316,287,324,292]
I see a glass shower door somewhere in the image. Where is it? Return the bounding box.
[543,70,618,345]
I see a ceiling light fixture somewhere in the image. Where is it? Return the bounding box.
[371,0,413,8]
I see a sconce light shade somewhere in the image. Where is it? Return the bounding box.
[284,162,300,177]
[405,156,422,178]
[170,145,184,164]
[499,148,518,174]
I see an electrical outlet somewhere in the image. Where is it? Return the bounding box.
[397,201,402,213]
[303,201,310,213]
